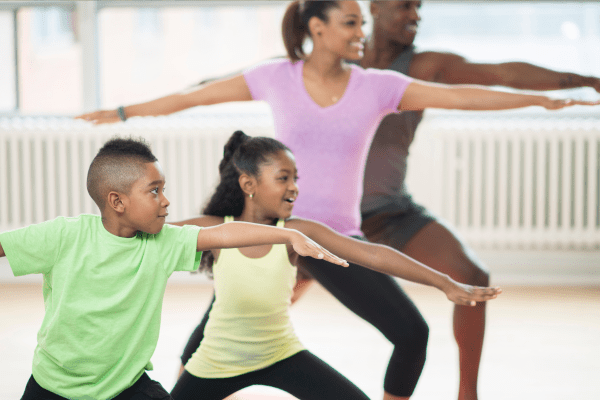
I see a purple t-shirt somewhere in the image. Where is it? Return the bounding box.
[244,59,413,236]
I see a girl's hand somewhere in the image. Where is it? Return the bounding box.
[75,109,121,125]
[442,277,502,306]
[289,230,349,267]
[543,98,600,110]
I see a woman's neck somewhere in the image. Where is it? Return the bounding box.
[304,52,347,80]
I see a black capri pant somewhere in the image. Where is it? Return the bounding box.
[172,350,369,400]
[181,256,429,397]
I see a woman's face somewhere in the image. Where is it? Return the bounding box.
[312,1,366,60]
[252,150,299,220]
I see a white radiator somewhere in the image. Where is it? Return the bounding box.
[0,113,274,232]
[1,113,600,253]
[414,113,600,251]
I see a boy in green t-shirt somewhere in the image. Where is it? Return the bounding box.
[0,137,347,400]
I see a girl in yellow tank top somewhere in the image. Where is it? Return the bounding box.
[169,131,501,400]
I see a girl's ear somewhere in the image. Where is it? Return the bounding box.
[239,174,257,197]
[107,191,126,214]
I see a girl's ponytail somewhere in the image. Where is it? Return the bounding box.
[219,130,249,174]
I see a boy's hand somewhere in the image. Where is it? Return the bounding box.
[290,230,349,267]
[442,277,502,306]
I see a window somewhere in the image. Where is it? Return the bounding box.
[0,12,16,112]
[416,2,600,103]
[98,3,287,109]
[0,1,598,115]
[18,6,82,114]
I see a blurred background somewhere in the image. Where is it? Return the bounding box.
[0,1,599,399]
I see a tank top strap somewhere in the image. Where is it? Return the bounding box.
[276,219,285,228]
[224,216,234,223]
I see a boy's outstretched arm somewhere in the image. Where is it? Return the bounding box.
[196,221,349,267]
[289,218,501,306]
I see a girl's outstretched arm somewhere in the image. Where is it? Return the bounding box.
[75,75,253,125]
[398,79,600,112]
[196,221,349,268]
[287,218,501,306]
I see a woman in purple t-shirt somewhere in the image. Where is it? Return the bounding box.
[78,1,598,399]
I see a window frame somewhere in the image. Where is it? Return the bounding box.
[0,0,597,117]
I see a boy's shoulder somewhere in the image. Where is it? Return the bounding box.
[59,214,101,230]
[150,222,202,241]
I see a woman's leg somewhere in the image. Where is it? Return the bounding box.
[364,208,489,400]
[297,256,429,399]
[399,220,489,400]
[258,351,370,400]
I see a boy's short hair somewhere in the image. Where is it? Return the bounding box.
[87,136,158,210]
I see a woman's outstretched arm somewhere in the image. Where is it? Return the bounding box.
[287,218,501,306]
[75,75,253,124]
[398,79,600,112]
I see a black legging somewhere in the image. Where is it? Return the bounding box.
[181,258,428,397]
[172,350,370,400]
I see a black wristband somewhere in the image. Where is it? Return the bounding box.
[117,106,127,122]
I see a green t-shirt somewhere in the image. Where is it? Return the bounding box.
[0,214,201,400]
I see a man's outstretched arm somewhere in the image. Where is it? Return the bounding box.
[415,52,600,92]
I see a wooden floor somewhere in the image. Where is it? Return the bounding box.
[1,282,599,400]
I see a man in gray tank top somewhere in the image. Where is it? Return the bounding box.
[360,2,600,400]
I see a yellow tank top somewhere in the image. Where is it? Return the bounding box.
[185,216,304,378]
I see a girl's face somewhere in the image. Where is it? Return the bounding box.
[312,1,366,60]
[253,150,299,220]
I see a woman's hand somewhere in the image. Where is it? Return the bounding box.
[441,276,502,306]
[289,230,349,268]
[75,109,121,125]
[542,98,600,110]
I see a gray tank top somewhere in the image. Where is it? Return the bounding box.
[359,46,424,216]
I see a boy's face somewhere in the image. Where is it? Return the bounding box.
[122,161,170,235]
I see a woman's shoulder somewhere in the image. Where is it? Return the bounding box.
[245,57,295,75]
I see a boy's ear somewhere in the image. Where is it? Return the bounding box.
[239,174,257,197]
[107,191,126,213]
